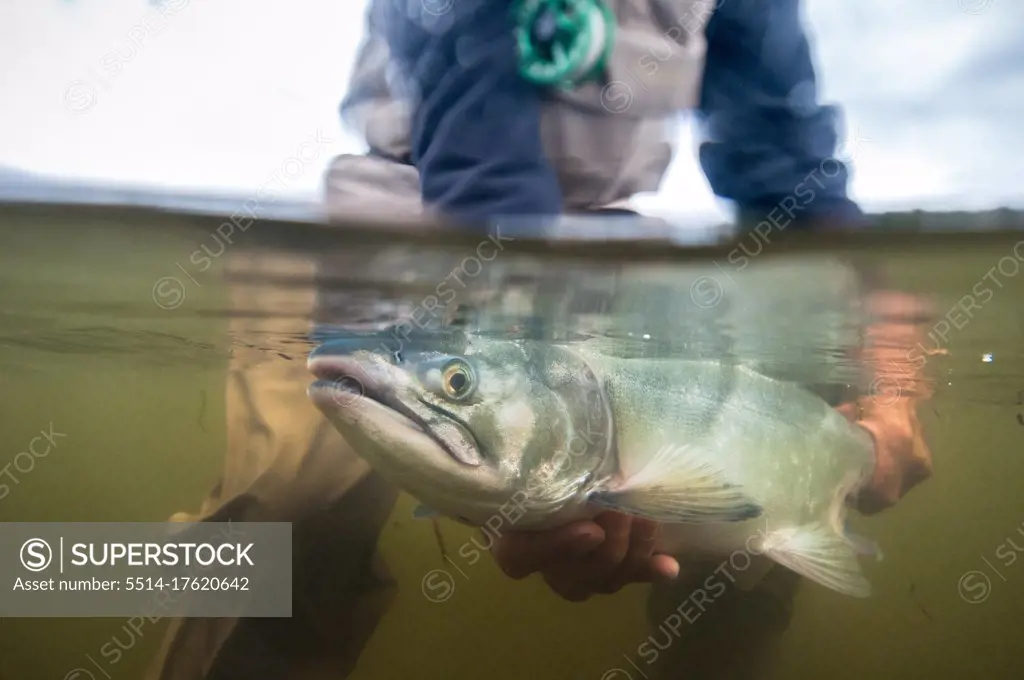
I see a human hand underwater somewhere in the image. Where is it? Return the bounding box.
[490,511,680,602]
[837,395,933,516]
[837,289,937,516]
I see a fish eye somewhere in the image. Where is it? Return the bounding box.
[441,360,476,401]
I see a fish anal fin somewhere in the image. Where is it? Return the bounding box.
[760,523,872,598]
[591,443,762,524]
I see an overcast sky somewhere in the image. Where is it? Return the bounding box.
[1,0,1020,224]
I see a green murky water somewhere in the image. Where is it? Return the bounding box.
[1,203,1022,680]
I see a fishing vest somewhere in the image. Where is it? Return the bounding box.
[326,0,716,216]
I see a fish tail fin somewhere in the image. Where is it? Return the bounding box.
[590,443,763,524]
[759,522,872,598]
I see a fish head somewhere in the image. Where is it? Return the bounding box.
[307,332,614,528]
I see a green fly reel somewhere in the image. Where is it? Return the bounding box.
[514,0,616,89]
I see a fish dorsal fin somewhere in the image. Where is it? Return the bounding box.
[589,443,763,524]
[759,522,872,597]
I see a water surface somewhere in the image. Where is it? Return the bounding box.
[1,201,1022,680]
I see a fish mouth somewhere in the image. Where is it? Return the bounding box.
[307,353,483,467]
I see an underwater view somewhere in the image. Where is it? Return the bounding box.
[0,201,1022,680]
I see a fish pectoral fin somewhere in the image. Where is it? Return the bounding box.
[760,523,872,598]
[589,445,762,524]
[412,504,443,520]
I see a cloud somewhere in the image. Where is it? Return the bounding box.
[798,0,1024,211]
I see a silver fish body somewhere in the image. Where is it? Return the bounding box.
[308,335,879,597]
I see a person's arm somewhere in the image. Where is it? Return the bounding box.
[380,0,563,223]
[698,0,934,513]
[696,0,864,228]
[846,289,936,515]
